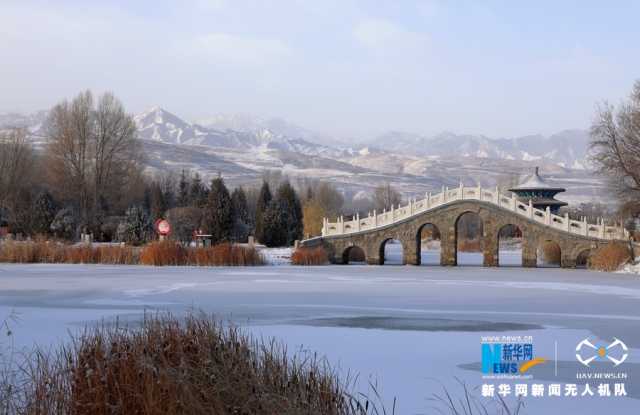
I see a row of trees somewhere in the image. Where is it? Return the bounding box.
[0,89,410,246]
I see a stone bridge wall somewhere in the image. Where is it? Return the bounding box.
[301,200,626,268]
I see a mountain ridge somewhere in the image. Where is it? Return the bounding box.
[0,107,604,204]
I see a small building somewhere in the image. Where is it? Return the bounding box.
[509,167,567,214]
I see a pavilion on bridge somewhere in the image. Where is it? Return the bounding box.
[509,167,568,214]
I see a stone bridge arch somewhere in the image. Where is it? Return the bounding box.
[415,222,445,266]
[301,199,628,269]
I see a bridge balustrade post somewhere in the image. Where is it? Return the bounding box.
[477,185,482,200]
[511,193,517,211]
[459,182,464,200]
[583,217,588,236]
[494,186,499,204]
[545,206,551,225]
[356,213,360,232]
[427,192,431,208]
[565,213,570,232]
[528,200,533,219]
[597,218,602,238]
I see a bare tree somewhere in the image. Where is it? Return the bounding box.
[0,129,36,232]
[46,91,142,229]
[0,129,33,204]
[590,80,640,211]
[373,183,402,212]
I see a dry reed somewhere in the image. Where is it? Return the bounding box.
[139,241,264,266]
[0,241,138,264]
[0,241,263,266]
[589,244,631,272]
[291,246,329,265]
[3,313,382,415]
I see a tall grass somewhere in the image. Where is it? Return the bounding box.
[139,241,264,266]
[2,313,386,415]
[0,241,263,266]
[0,241,138,264]
[291,246,329,265]
[589,244,631,272]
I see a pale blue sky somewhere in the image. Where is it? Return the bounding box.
[1,0,638,139]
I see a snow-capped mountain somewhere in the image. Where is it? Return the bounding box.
[370,129,591,169]
[197,113,344,147]
[1,107,606,204]
[134,107,342,158]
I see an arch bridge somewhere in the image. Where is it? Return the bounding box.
[300,185,629,268]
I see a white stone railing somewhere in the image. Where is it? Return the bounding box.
[321,184,629,241]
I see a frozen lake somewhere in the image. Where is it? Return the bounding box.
[1,254,639,414]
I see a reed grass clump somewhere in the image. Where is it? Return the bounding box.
[0,241,138,264]
[3,313,382,415]
[291,246,329,265]
[139,241,264,266]
[589,243,631,272]
[0,241,263,266]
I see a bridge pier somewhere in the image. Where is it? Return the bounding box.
[366,257,381,265]
[482,228,499,267]
[403,238,420,265]
[441,228,457,266]
[561,255,577,269]
[522,236,537,267]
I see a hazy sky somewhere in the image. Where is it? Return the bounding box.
[1,0,639,139]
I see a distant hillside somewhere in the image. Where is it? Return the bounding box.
[0,108,606,205]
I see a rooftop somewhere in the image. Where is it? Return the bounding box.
[509,167,565,191]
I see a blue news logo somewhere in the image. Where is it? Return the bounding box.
[481,337,544,376]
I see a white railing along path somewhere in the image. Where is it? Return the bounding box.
[321,184,628,241]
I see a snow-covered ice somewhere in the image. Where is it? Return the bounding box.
[1,263,639,414]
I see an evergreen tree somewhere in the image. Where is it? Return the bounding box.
[190,172,207,208]
[231,186,250,242]
[177,170,190,207]
[50,208,77,240]
[143,186,152,213]
[204,176,233,244]
[262,199,290,247]
[32,191,57,235]
[254,181,272,243]
[276,181,303,245]
[116,205,153,245]
[162,181,176,211]
[150,182,167,220]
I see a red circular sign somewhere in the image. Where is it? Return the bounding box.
[155,219,171,236]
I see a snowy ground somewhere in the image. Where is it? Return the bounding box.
[259,246,293,265]
[619,261,640,275]
[1,260,640,414]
